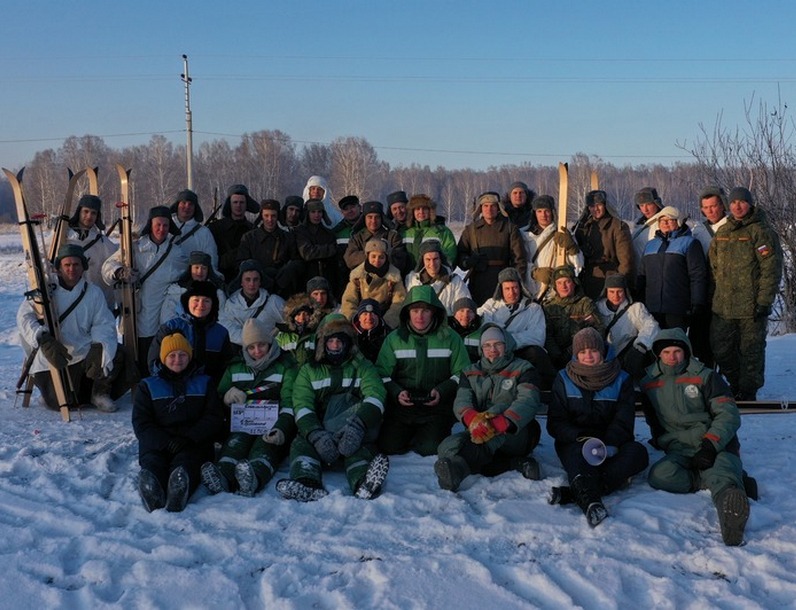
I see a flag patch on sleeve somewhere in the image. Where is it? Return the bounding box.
[758,244,771,257]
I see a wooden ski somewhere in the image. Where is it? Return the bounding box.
[86,166,99,196]
[590,170,599,191]
[47,167,87,264]
[115,164,138,368]
[555,162,569,268]
[4,167,76,421]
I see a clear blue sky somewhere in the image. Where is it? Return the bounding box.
[2,0,795,170]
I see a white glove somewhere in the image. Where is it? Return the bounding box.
[262,428,285,446]
[115,266,139,283]
[223,387,247,406]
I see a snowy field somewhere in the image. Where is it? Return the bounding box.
[0,229,795,609]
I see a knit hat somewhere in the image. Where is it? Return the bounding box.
[657,206,681,221]
[532,195,554,211]
[728,187,754,206]
[698,186,727,207]
[55,243,88,269]
[339,195,360,209]
[509,181,529,193]
[362,200,384,216]
[241,317,272,349]
[306,276,331,294]
[572,327,604,356]
[452,297,478,313]
[365,238,388,254]
[260,199,281,213]
[188,251,211,267]
[355,298,382,318]
[634,187,661,208]
[387,190,408,205]
[160,332,192,362]
[480,326,505,346]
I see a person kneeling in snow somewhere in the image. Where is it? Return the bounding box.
[640,328,756,546]
[435,324,543,492]
[276,314,389,501]
[201,318,297,496]
[547,327,649,527]
[132,332,225,512]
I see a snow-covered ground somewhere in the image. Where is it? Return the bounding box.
[0,230,795,609]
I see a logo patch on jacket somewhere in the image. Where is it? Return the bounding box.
[684,384,700,399]
[501,378,515,391]
[757,244,771,257]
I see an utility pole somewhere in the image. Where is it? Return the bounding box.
[181,54,193,189]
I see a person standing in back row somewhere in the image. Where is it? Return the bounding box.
[709,187,782,401]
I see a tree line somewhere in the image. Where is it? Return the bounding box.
[1,95,794,331]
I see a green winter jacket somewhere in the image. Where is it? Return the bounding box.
[403,220,458,270]
[640,328,740,456]
[376,285,470,404]
[453,323,541,451]
[709,206,782,318]
[292,314,386,438]
[217,345,298,438]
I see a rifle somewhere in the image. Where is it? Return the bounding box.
[204,187,220,226]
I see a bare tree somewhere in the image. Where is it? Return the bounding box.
[330,136,380,200]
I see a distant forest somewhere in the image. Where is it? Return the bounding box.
[3,94,796,331]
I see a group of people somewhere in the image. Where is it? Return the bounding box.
[16,174,775,546]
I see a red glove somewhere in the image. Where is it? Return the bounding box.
[461,409,479,428]
[491,415,510,435]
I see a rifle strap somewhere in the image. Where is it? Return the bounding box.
[58,282,88,324]
[604,302,631,337]
[81,233,103,254]
[175,222,202,245]
[251,293,271,320]
[138,240,174,287]
[531,230,556,264]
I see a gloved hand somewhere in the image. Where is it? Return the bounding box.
[262,428,285,446]
[39,331,72,370]
[114,266,139,283]
[84,343,104,379]
[605,445,619,458]
[623,345,649,378]
[692,438,718,470]
[167,437,190,454]
[223,387,247,406]
[308,429,340,464]
[490,414,511,435]
[753,304,772,320]
[554,229,578,254]
[466,411,497,445]
[532,266,553,286]
[334,416,366,457]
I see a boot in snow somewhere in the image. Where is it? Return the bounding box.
[201,462,229,495]
[235,460,260,497]
[138,469,165,512]
[276,478,329,502]
[715,486,749,546]
[165,466,190,512]
[434,455,470,492]
[355,454,390,500]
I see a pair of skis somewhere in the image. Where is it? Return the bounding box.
[4,167,84,421]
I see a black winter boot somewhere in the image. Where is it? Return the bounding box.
[165,466,190,512]
[715,486,749,546]
[512,455,542,481]
[434,456,470,492]
[138,469,165,512]
[571,474,608,528]
[355,454,390,500]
